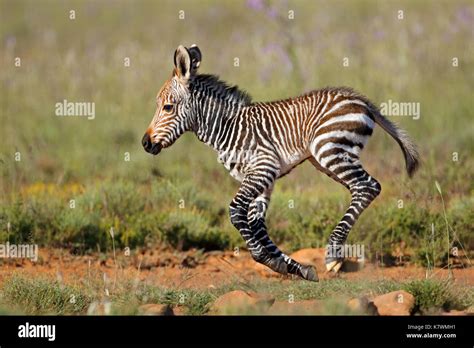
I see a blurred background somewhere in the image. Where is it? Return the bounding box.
[1,0,473,265]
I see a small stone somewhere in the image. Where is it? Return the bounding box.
[208,290,274,315]
[172,306,187,316]
[138,304,174,316]
[347,296,378,315]
[348,297,368,312]
[372,290,415,316]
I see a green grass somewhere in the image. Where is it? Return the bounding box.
[402,279,474,313]
[1,274,472,315]
[0,178,472,264]
[0,1,473,272]
[1,274,92,315]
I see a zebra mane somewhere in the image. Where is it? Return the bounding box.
[192,74,252,106]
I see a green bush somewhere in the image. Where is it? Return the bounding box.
[160,210,231,251]
[1,275,91,315]
[1,178,471,263]
[403,279,473,313]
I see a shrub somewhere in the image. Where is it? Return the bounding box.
[1,275,91,315]
[403,279,473,313]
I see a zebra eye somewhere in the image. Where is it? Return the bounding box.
[163,104,174,113]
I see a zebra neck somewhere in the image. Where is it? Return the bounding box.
[193,97,244,151]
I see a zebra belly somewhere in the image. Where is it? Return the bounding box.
[277,150,310,178]
[216,151,246,182]
[228,166,245,181]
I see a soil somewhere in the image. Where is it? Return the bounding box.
[0,247,472,290]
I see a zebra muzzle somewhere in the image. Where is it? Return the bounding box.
[142,133,162,155]
[150,143,162,155]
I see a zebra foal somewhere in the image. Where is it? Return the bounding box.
[142,45,420,281]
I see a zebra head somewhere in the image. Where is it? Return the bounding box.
[142,44,201,155]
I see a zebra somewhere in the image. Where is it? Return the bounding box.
[142,45,420,281]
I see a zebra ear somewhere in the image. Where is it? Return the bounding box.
[173,45,192,82]
[188,44,202,74]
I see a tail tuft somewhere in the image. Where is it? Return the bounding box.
[396,128,420,177]
[368,105,420,177]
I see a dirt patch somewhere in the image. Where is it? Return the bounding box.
[0,247,473,290]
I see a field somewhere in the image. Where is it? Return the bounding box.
[0,0,473,315]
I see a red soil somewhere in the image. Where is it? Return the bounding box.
[0,247,472,290]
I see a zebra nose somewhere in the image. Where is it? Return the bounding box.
[142,133,162,155]
[142,133,152,152]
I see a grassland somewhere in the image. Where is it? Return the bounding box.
[1,273,472,315]
[0,0,473,315]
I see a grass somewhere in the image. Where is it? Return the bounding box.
[0,1,472,261]
[0,178,472,265]
[0,274,472,315]
[403,279,473,314]
[1,275,91,315]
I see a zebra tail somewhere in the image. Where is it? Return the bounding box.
[368,105,420,177]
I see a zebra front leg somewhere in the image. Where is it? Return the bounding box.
[229,173,290,276]
[247,188,318,281]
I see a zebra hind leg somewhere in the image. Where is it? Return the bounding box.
[309,155,381,273]
[248,191,318,281]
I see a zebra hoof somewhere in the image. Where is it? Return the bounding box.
[325,260,343,273]
[267,257,288,275]
[300,265,319,282]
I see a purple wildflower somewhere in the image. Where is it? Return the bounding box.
[247,0,265,11]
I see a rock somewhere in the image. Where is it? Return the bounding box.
[348,297,367,312]
[372,290,415,316]
[267,299,322,315]
[347,296,378,315]
[138,304,174,316]
[172,306,187,316]
[289,248,325,267]
[208,290,274,315]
